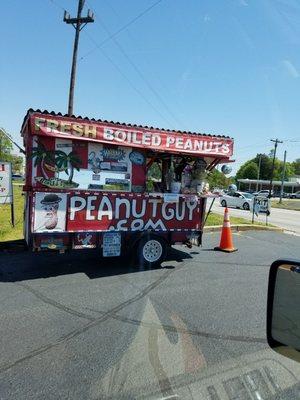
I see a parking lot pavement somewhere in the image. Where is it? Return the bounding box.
[0,231,300,399]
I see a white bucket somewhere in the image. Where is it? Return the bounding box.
[171,181,181,194]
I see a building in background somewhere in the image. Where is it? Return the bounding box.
[237,176,300,194]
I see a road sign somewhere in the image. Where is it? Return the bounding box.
[0,162,13,204]
[252,195,271,225]
[254,196,271,216]
[0,162,14,227]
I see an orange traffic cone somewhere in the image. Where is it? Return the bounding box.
[214,208,238,253]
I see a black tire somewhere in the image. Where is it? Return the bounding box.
[137,235,167,268]
[221,200,227,207]
[243,202,250,210]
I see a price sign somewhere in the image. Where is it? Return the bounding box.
[0,162,13,205]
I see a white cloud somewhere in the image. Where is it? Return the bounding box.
[282,59,299,78]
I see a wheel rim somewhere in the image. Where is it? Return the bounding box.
[142,240,163,263]
[244,203,249,210]
[222,201,226,207]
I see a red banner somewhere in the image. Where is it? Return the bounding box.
[30,114,233,158]
[66,193,202,232]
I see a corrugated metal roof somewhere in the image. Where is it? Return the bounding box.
[21,108,232,139]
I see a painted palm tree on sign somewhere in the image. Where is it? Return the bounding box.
[55,150,81,183]
[31,144,54,179]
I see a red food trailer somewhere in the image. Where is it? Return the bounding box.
[21,109,234,266]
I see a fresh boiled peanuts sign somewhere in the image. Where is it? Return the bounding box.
[32,115,233,157]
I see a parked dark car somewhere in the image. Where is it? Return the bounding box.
[273,191,288,198]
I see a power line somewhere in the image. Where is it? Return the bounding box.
[50,0,174,126]
[48,0,67,13]
[80,0,163,61]
[279,150,287,204]
[236,141,270,153]
[84,31,175,128]
[0,127,25,155]
[88,11,186,130]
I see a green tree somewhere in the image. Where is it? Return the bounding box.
[147,162,161,180]
[252,154,273,180]
[0,130,24,174]
[236,153,297,183]
[237,161,258,180]
[11,156,23,174]
[268,148,275,158]
[0,130,13,159]
[207,169,232,189]
[293,158,300,175]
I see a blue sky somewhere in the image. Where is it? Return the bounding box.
[1,0,300,173]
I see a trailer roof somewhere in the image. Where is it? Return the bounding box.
[21,109,232,139]
[22,109,234,159]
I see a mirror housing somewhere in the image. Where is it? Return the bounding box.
[267,259,300,362]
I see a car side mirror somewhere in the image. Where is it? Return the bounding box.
[267,259,300,363]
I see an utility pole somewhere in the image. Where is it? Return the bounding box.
[269,138,283,198]
[64,0,94,116]
[256,153,262,192]
[279,150,287,204]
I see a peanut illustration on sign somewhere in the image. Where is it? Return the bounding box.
[40,194,62,230]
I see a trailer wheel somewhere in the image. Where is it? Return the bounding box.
[137,235,167,267]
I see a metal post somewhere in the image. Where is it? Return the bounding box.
[256,154,261,192]
[269,139,283,198]
[279,150,287,204]
[64,0,94,116]
[204,197,215,226]
[9,162,14,227]
[11,196,15,228]
[252,196,256,224]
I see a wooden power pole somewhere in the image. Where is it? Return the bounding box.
[279,150,287,204]
[64,0,94,116]
[269,138,283,198]
[256,153,262,192]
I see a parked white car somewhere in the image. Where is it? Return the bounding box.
[219,191,253,210]
[289,191,300,199]
[252,190,272,197]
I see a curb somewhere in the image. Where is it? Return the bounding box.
[204,224,284,233]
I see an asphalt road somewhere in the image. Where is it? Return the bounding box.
[208,199,300,235]
[1,232,300,399]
